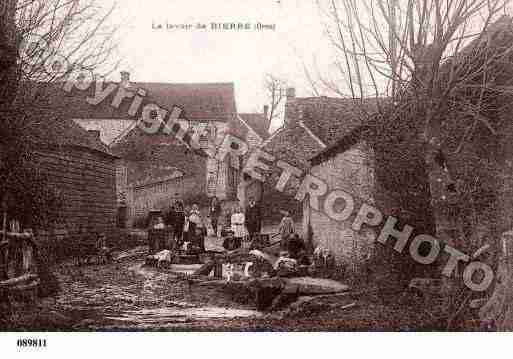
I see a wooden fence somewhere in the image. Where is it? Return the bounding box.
[0,232,40,305]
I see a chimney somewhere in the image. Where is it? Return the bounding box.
[88,130,101,141]
[283,87,296,127]
[120,71,131,88]
[263,105,269,119]
[286,87,295,99]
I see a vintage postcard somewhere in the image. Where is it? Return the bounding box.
[1,0,513,353]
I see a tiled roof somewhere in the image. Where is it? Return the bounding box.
[14,84,116,157]
[27,116,116,157]
[239,113,270,139]
[262,121,325,169]
[285,96,378,148]
[43,81,237,121]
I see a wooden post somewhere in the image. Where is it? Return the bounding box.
[1,198,7,279]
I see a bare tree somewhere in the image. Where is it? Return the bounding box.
[0,0,118,227]
[263,73,287,125]
[313,0,513,329]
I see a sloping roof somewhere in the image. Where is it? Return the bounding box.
[73,119,136,145]
[285,96,378,148]
[130,166,184,188]
[309,125,373,165]
[262,121,325,169]
[308,17,513,166]
[27,116,116,157]
[239,113,270,139]
[42,82,237,121]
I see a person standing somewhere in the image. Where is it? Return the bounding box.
[165,201,176,228]
[209,196,221,237]
[173,201,185,246]
[231,205,246,249]
[245,197,262,241]
[189,204,204,235]
[278,210,295,250]
[183,205,191,244]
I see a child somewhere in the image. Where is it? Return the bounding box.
[189,204,203,236]
[153,216,165,229]
[231,205,246,249]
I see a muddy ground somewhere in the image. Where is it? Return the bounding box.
[3,245,449,331]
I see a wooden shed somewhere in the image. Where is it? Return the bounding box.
[27,117,118,258]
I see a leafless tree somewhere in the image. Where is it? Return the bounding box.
[0,0,119,227]
[313,0,513,329]
[263,73,288,124]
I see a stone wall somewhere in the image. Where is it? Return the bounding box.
[306,142,375,270]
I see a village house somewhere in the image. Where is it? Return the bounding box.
[253,84,439,280]
[60,73,271,226]
[257,88,368,227]
[308,137,375,271]
[38,72,272,227]
[232,109,271,207]
[256,89,379,265]
[108,79,239,225]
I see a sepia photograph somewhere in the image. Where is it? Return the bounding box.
[2,0,513,350]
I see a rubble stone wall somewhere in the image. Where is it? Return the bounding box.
[307,142,375,269]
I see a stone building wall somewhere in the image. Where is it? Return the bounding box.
[306,142,375,269]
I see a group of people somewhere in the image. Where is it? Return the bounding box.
[223,197,263,250]
[156,197,306,260]
[161,200,205,253]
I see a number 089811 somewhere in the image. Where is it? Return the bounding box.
[17,338,47,348]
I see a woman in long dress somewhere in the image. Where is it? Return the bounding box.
[189,204,204,234]
[230,205,247,249]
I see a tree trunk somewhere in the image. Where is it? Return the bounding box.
[480,116,513,330]
[0,0,18,108]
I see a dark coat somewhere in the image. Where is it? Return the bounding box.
[174,209,185,229]
[209,200,221,218]
[245,203,262,233]
[165,208,176,226]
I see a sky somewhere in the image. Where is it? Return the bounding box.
[101,0,335,131]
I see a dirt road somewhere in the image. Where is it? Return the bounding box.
[4,245,444,331]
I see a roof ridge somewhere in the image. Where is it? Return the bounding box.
[128,81,235,86]
[298,120,327,149]
[236,114,263,142]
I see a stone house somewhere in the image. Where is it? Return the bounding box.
[307,139,375,269]
[258,88,370,227]
[108,79,239,225]
[45,72,272,226]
